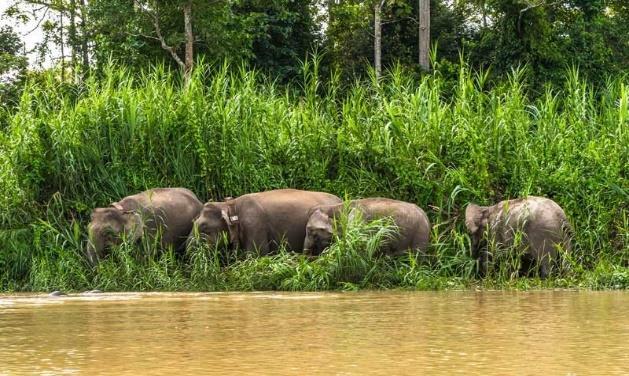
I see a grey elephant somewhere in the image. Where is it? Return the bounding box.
[303,198,431,256]
[87,188,203,265]
[190,189,342,254]
[465,196,572,278]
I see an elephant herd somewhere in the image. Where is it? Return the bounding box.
[87,188,573,278]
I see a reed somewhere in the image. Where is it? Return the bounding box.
[0,59,627,291]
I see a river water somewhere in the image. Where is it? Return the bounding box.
[0,291,627,375]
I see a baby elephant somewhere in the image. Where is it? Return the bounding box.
[465,196,572,278]
[87,188,203,265]
[304,198,431,256]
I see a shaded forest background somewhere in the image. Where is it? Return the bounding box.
[1,0,628,108]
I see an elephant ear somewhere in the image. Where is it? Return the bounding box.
[308,209,333,235]
[111,200,145,241]
[124,212,144,242]
[220,209,240,247]
[111,202,125,211]
[318,210,334,235]
[465,204,485,234]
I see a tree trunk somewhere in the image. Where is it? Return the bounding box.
[184,1,193,77]
[135,0,186,70]
[374,1,383,79]
[80,0,90,78]
[69,0,77,80]
[418,0,430,71]
[60,11,65,81]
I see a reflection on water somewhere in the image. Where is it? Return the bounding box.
[1,291,628,375]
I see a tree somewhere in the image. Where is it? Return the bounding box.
[418,0,429,70]
[0,25,28,107]
[374,0,384,78]
[132,0,194,75]
[4,0,91,81]
[183,0,192,74]
[88,0,254,74]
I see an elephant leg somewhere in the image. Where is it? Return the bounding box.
[244,233,270,255]
[534,240,556,279]
[519,254,534,277]
[478,250,489,277]
[539,256,550,279]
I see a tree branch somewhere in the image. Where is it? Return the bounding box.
[517,1,561,35]
[23,7,50,35]
[519,0,561,15]
[133,0,185,69]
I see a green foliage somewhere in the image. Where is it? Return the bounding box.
[0,61,627,291]
[0,25,28,114]
[0,25,27,75]
[235,0,318,82]
[463,0,629,90]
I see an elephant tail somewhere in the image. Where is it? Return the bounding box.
[556,218,574,274]
[561,218,574,253]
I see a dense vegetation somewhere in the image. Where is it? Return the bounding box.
[0,61,627,291]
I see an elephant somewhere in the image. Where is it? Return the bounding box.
[465,196,572,278]
[303,198,431,256]
[189,189,342,254]
[87,188,203,265]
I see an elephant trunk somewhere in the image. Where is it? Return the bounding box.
[86,227,104,266]
[86,242,100,266]
[469,233,482,259]
[184,231,197,251]
[303,236,314,255]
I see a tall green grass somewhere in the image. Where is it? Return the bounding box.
[0,60,627,291]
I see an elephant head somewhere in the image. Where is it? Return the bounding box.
[464,203,489,257]
[191,202,239,248]
[303,209,334,256]
[86,203,142,265]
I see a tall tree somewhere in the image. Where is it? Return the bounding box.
[374,0,384,78]
[79,0,89,76]
[183,0,192,74]
[133,0,187,70]
[418,0,429,70]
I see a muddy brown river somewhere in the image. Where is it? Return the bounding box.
[0,291,628,375]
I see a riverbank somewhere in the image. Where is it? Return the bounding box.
[2,238,628,292]
[1,62,627,291]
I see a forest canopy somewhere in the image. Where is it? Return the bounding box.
[1,0,627,98]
